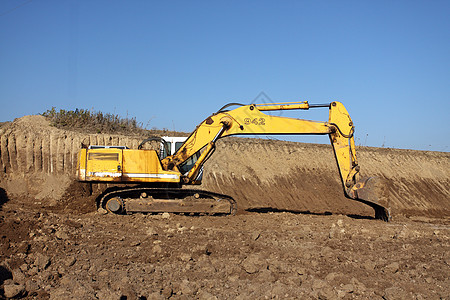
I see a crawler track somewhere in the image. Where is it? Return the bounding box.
[99,187,237,215]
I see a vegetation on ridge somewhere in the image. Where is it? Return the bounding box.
[41,107,187,136]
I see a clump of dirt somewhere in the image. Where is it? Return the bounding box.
[47,181,97,214]
[0,210,35,268]
[12,115,50,130]
[0,121,11,129]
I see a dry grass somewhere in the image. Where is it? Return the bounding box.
[41,107,188,137]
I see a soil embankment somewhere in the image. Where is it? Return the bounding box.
[0,115,448,219]
[0,115,449,299]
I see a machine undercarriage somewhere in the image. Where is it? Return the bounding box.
[99,186,236,215]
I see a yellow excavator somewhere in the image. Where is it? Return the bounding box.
[76,101,390,221]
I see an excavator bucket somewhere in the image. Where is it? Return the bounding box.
[352,177,391,221]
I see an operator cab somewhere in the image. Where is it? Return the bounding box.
[160,136,187,159]
[161,136,204,181]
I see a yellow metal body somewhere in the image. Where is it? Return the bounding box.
[77,148,180,183]
[256,101,310,111]
[77,101,356,189]
[161,101,358,195]
[76,100,391,219]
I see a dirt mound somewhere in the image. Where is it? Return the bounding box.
[203,139,450,219]
[48,181,97,214]
[1,115,449,219]
[0,115,449,299]
[0,115,146,213]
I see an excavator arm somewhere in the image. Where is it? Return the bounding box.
[161,101,390,221]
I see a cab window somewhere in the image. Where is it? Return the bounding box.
[178,145,205,174]
[174,142,184,154]
[160,142,172,158]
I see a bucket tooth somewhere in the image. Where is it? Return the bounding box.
[351,177,391,221]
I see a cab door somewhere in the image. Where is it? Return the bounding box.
[85,149,123,181]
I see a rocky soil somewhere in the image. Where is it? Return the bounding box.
[0,115,449,299]
[1,200,449,299]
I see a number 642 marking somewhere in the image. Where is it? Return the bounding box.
[244,118,265,125]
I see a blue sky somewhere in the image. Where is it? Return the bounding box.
[1,0,449,151]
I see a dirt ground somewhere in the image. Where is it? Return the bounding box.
[0,116,449,299]
[1,195,449,300]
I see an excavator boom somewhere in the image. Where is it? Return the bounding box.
[161,101,390,221]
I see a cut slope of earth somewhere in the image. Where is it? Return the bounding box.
[0,115,448,219]
[0,115,448,299]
